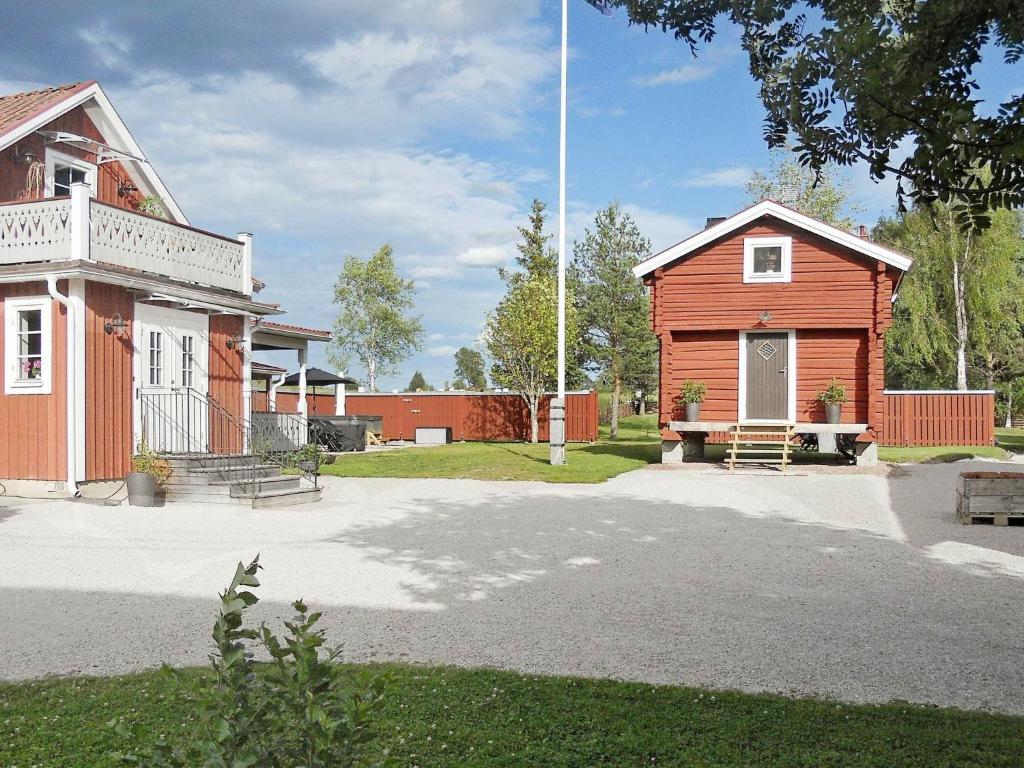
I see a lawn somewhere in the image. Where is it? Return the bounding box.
[3,664,1023,768]
[878,427,1024,464]
[318,414,661,483]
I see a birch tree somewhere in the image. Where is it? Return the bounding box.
[329,244,423,391]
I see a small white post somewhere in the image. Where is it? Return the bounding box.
[335,372,346,416]
[70,182,91,262]
[237,232,253,296]
[297,343,308,417]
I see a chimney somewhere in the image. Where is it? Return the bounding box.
[705,216,727,230]
[858,224,869,239]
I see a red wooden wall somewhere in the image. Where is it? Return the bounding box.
[256,391,600,443]
[0,281,68,480]
[883,392,995,447]
[0,105,142,209]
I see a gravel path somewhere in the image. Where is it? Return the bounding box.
[1,462,1023,713]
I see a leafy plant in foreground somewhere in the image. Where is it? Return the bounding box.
[113,557,391,767]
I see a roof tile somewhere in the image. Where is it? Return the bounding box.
[0,82,94,138]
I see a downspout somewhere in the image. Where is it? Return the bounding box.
[269,372,286,412]
[46,274,80,497]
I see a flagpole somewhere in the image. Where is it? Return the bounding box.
[550,0,568,465]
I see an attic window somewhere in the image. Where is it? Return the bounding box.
[45,149,95,198]
[743,236,792,283]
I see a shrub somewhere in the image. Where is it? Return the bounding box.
[113,557,391,767]
[817,378,848,406]
[675,380,707,405]
[130,438,171,484]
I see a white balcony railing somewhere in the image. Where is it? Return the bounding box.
[0,186,250,295]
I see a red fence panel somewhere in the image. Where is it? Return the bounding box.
[338,391,598,442]
[882,390,995,447]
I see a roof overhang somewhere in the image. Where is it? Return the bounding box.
[0,260,282,316]
[0,81,188,225]
[632,200,914,279]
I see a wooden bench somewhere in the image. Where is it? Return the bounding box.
[957,472,1024,525]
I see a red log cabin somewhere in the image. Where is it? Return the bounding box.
[0,81,329,496]
[633,200,914,466]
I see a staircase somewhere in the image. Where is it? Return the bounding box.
[161,454,322,508]
[727,424,797,471]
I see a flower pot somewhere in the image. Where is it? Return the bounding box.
[685,402,702,422]
[126,472,159,507]
[298,460,319,474]
[825,403,842,424]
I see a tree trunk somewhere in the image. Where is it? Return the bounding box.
[367,357,377,392]
[610,374,621,440]
[638,394,646,416]
[952,232,971,391]
[529,395,539,444]
[1007,389,1013,429]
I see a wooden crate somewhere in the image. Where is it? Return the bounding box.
[956,472,1024,525]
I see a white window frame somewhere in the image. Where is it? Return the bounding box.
[743,236,792,283]
[737,329,797,424]
[45,148,96,198]
[4,296,53,395]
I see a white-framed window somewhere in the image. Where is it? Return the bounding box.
[181,334,194,388]
[743,236,792,283]
[4,296,53,395]
[148,330,163,386]
[45,149,96,198]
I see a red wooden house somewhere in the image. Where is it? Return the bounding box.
[634,200,914,466]
[0,81,327,499]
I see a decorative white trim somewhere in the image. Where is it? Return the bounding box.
[737,329,797,423]
[0,82,188,224]
[44,148,96,198]
[633,199,913,277]
[743,236,791,283]
[3,295,53,395]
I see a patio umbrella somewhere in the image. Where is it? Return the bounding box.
[282,367,358,414]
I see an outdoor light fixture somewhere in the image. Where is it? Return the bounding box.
[226,335,245,350]
[117,180,139,197]
[758,310,774,324]
[13,147,39,165]
[103,313,129,336]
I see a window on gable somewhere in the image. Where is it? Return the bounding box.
[53,164,88,196]
[743,236,792,283]
[4,297,53,395]
[45,149,95,198]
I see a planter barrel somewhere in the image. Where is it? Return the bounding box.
[126,472,159,507]
[685,403,702,422]
[825,404,842,424]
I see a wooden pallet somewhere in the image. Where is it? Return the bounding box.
[727,424,797,472]
[959,514,1024,527]
[956,471,1024,525]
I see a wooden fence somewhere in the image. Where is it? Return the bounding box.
[340,391,599,442]
[882,390,995,447]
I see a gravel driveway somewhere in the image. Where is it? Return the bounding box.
[1,462,1023,713]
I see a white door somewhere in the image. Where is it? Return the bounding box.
[133,304,210,453]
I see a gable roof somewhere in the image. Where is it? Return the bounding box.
[632,199,913,278]
[0,81,187,225]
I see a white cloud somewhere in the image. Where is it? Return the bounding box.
[635,64,717,86]
[455,246,510,267]
[78,24,132,69]
[681,166,753,189]
[568,202,700,256]
[410,265,460,280]
[427,345,459,357]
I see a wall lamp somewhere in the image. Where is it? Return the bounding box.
[758,310,774,324]
[14,147,40,165]
[117,180,139,197]
[104,313,129,336]
[226,335,246,350]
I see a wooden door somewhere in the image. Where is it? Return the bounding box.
[745,332,789,421]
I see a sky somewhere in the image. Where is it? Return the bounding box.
[1,1,1019,390]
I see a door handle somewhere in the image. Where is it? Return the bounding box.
[778,367,788,374]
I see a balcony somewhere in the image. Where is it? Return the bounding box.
[0,185,251,295]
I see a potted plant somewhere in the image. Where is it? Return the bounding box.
[675,379,707,422]
[293,442,326,486]
[817,378,848,424]
[127,438,170,507]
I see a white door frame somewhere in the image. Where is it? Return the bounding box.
[737,329,797,424]
[133,303,211,450]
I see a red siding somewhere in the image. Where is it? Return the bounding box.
[84,282,134,480]
[883,392,995,447]
[795,329,868,423]
[208,315,245,453]
[0,105,143,209]
[664,331,738,422]
[327,392,599,443]
[0,282,68,480]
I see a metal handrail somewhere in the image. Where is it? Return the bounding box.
[138,388,318,498]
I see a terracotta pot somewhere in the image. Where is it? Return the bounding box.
[825,403,842,424]
[126,472,158,507]
[685,403,702,422]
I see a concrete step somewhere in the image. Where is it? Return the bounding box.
[229,475,301,496]
[249,486,322,509]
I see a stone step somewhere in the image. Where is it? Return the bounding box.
[250,486,322,509]
[229,475,301,496]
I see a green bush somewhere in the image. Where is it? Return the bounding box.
[816,378,848,406]
[675,379,707,405]
[113,558,391,767]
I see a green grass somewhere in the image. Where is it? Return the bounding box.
[877,428,1024,464]
[996,427,1024,454]
[2,664,1022,768]
[319,414,661,484]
